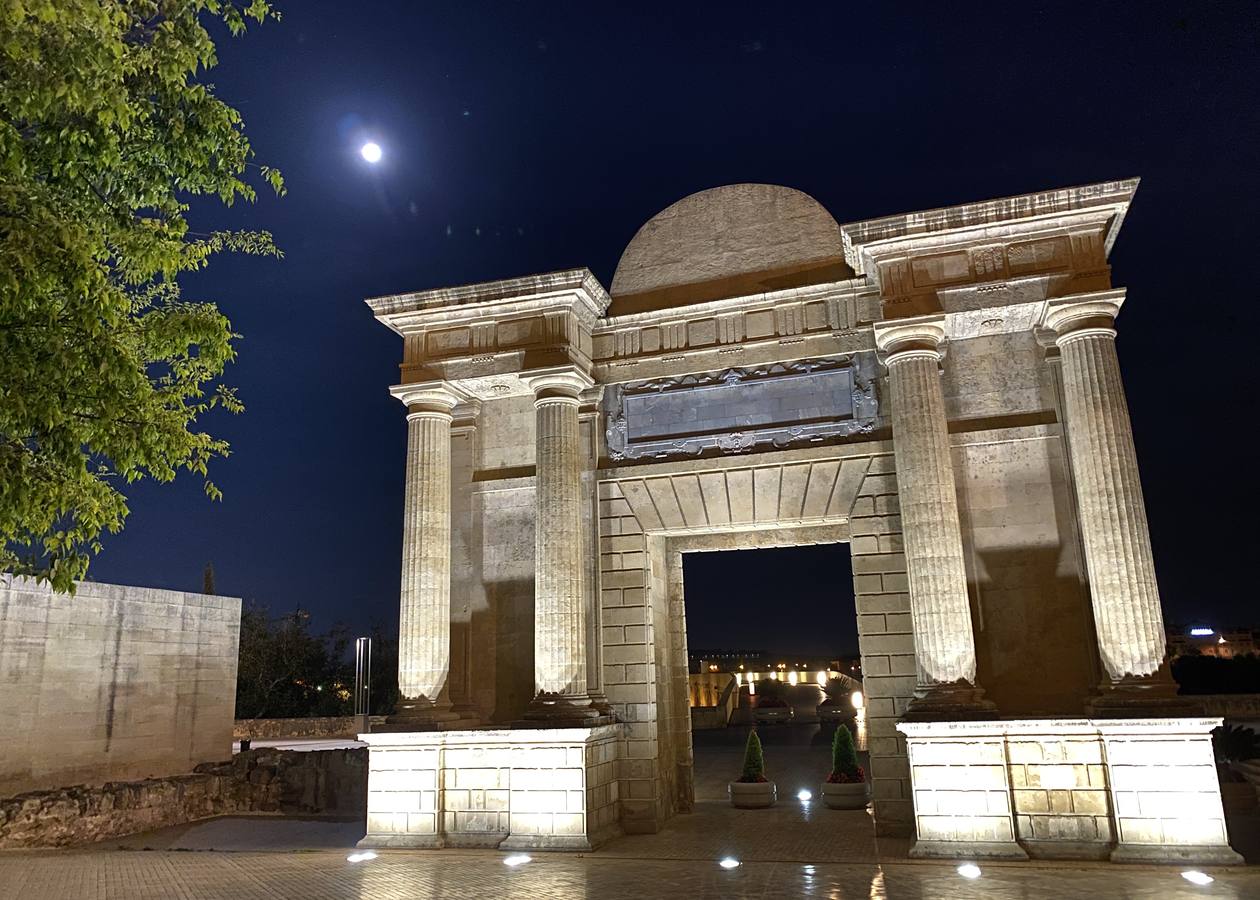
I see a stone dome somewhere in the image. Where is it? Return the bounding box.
[608,183,851,316]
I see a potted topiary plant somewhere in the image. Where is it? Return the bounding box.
[820,723,869,809]
[729,728,777,808]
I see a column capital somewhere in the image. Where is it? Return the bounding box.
[390,381,464,417]
[1042,291,1125,344]
[873,314,947,364]
[522,366,595,403]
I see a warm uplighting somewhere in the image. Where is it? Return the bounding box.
[503,854,532,867]
[735,672,743,684]
[709,664,719,671]
[1181,870,1214,885]
[816,671,827,686]
[797,789,812,802]
[360,141,382,163]
[346,851,377,863]
[851,690,864,710]
[788,670,799,685]
[770,671,779,680]
[957,863,982,879]
[748,681,756,695]
[719,857,741,869]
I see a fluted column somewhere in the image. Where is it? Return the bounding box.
[388,382,462,726]
[524,367,600,724]
[875,317,995,720]
[1044,295,1186,713]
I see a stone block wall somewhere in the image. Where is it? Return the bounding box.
[359,725,622,851]
[0,576,241,797]
[597,444,916,837]
[0,748,366,849]
[233,716,387,740]
[899,719,1241,864]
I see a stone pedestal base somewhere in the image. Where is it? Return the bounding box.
[898,717,1244,866]
[903,682,998,722]
[357,724,624,851]
[522,692,605,727]
[1085,671,1202,717]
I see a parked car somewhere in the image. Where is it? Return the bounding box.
[753,697,794,724]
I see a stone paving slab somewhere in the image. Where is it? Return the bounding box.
[1,848,1257,900]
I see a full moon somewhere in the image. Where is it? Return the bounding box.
[360,141,382,163]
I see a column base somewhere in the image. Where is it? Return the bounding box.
[902,681,998,722]
[521,691,609,727]
[909,839,1029,861]
[382,698,469,732]
[1085,670,1202,718]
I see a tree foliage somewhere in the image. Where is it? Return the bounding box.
[1173,653,1260,695]
[234,603,400,720]
[829,723,861,779]
[739,729,766,783]
[0,1,283,591]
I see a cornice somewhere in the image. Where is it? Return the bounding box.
[841,179,1140,275]
[367,268,611,335]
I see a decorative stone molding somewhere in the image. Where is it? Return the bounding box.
[389,380,465,416]
[603,354,878,462]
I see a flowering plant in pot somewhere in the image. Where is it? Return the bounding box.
[729,729,776,808]
[820,723,869,809]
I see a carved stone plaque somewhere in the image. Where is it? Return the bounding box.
[604,353,879,460]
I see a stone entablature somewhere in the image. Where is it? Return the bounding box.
[842,179,1137,318]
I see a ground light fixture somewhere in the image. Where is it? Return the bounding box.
[346,851,377,863]
[719,857,741,869]
[1181,871,1214,885]
[797,789,813,802]
[503,854,532,867]
[957,863,982,879]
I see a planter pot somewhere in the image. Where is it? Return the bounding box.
[729,780,777,808]
[820,780,870,810]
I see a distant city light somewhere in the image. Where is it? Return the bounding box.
[1189,627,1214,636]
[1218,636,1227,644]
[346,851,377,863]
[957,863,982,879]
[1181,870,1214,885]
[503,854,531,867]
[816,671,827,686]
[788,670,800,685]
[360,141,382,163]
[719,857,741,869]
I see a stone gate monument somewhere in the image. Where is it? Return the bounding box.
[358,180,1240,863]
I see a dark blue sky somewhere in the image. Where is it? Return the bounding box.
[90,2,1259,654]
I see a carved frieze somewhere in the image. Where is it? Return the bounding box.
[603,353,880,461]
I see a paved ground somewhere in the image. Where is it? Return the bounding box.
[3,724,1257,898]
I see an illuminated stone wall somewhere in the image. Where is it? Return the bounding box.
[0,576,240,797]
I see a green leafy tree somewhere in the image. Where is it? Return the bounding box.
[0,1,283,592]
[235,604,355,719]
[739,729,766,783]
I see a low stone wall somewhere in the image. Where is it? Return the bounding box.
[1194,694,1260,721]
[898,718,1242,866]
[359,725,623,851]
[0,748,366,849]
[233,716,387,741]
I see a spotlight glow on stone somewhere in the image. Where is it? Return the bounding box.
[346,851,377,863]
[957,863,982,879]
[1182,871,1214,886]
[797,789,812,802]
[503,854,531,867]
[719,857,741,869]
[360,142,382,163]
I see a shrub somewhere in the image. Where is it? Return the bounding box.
[1213,724,1260,762]
[738,729,767,783]
[826,723,865,784]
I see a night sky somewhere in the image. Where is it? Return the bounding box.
[88,3,1259,657]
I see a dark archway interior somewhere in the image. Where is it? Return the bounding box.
[681,543,856,659]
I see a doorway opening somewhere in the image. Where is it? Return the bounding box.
[677,542,865,804]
